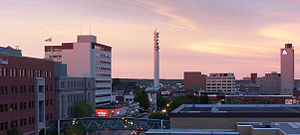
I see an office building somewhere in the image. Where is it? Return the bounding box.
[55,77,95,119]
[236,79,260,94]
[256,72,281,94]
[184,72,206,91]
[281,43,294,95]
[45,35,112,106]
[206,73,236,94]
[0,53,55,135]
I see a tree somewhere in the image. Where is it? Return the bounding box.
[157,96,168,110]
[168,96,189,113]
[7,128,22,135]
[71,100,94,118]
[149,112,168,120]
[134,90,150,109]
[186,94,209,104]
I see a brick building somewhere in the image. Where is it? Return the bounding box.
[184,72,206,91]
[0,54,55,134]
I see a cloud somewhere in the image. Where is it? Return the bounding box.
[257,23,300,41]
[130,0,197,29]
[186,42,272,58]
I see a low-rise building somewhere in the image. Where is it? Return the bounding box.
[206,73,236,94]
[55,77,96,119]
[257,72,281,94]
[95,102,139,117]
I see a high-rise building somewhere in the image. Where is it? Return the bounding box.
[206,73,236,94]
[0,53,55,134]
[184,72,206,91]
[281,43,294,95]
[45,35,112,106]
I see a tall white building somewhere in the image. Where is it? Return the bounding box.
[45,35,112,106]
[206,73,236,94]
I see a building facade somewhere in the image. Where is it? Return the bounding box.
[0,54,55,135]
[184,72,206,91]
[281,43,294,95]
[55,77,95,120]
[45,35,112,106]
[256,72,281,94]
[206,73,236,94]
[0,46,22,56]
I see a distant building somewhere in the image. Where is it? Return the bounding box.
[184,72,206,91]
[0,46,22,56]
[257,72,281,94]
[170,104,300,129]
[206,73,236,94]
[236,79,260,94]
[250,73,257,83]
[281,43,294,95]
[0,54,55,134]
[95,102,139,117]
[45,35,112,106]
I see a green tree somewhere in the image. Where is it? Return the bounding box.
[134,90,150,109]
[64,125,85,135]
[157,96,168,110]
[71,100,94,118]
[168,96,189,113]
[186,94,209,104]
[7,128,22,135]
[149,112,168,120]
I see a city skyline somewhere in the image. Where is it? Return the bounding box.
[1,0,300,79]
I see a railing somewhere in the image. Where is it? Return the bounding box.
[50,117,170,133]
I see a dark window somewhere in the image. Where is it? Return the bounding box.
[4,104,7,112]
[24,86,26,93]
[50,99,53,106]
[14,120,17,127]
[32,117,35,124]
[14,103,17,111]
[0,86,3,94]
[32,102,35,108]
[20,119,23,126]
[0,123,3,130]
[24,102,26,110]
[24,118,26,125]
[0,104,3,112]
[29,102,31,108]
[46,100,48,106]
[50,113,53,120]
[50,85,52,92]
[46,114,49,120]
[28,117,31,124]
[20,86,23,93]
[10,121,13,128]
[20,103,23,110]
[4,86,7,94]
[10,86,13,94]
[4,122,7,130]
[14,86,17,94]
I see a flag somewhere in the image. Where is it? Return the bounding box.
[45,37,52,42]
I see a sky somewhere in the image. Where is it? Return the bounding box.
[1,0,300,79]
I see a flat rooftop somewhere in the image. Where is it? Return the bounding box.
[171,104,300,117]
[238,122,300,135]
[146,129,239,135]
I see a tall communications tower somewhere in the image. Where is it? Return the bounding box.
[154,30,160,88]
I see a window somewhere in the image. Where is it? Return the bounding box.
[28,117,31,124]
[46,100,48,106]
[32,102,35,108]
[10,104,13,112]
[46,114,49,120]
[23,86,26,93]
[10,121,13,128]
[0,123,3,130]
[4,104,7,112]
[50,99,53,106]
[0,104,3,112]
[14,120,17,127]
[14,86,17,93]
[4,122,7,130]
[50,113,53,120]
[24,118,26,125]
[24,102,26,110]
[14,103,17,111]
[32,117,35,124]
[20,119,23,126]
[39,85,44,93]
[20,103,23,110]
[29,102,31,108]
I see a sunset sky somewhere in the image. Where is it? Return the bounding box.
[1,0,300,79]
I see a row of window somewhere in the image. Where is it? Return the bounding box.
[0,67,52,78]
[0,101,35,112]
[0,85,53,95]
[60,80,93,89]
